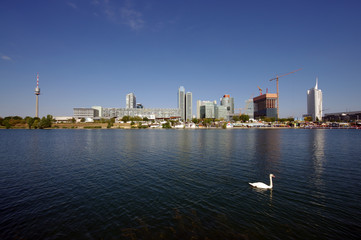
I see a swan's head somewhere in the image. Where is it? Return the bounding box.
[270,174,275,178]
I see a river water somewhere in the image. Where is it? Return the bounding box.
[1,129,360,239]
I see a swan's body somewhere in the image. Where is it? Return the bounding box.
[249,174,275,189]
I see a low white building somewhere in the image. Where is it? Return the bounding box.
[54,116,73,123]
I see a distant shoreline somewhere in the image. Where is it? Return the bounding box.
[1,126,360,130]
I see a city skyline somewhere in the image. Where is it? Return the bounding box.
[1,1,361,118]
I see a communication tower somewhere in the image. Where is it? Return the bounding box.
[35,73,40,118]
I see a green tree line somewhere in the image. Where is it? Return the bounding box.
[0,115,54,129]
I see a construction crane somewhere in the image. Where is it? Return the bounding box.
[239,94,254,116]
[269,68,302,119]
[257,86,263,95]
[244,94,254,115]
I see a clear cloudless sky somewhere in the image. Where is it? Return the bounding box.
[1,0,361,118]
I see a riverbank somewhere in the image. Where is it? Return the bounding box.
[1,125,360,130]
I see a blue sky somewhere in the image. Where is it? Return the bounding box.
[1,0,361,118]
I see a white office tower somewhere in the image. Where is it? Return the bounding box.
[185,92,192,121]
[307,78,323,121]
[126,93,136,109]
[178,86,186,121]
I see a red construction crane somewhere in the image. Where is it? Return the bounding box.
[269,68,302,119]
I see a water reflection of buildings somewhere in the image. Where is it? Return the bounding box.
[254,130,281,174]
[177,130,193,164]
[311,130,326,189]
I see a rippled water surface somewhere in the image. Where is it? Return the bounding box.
[1,129,361,239]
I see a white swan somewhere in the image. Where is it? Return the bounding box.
[249,174,275,189]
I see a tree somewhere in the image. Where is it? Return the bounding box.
[27,117,34,129]
[39,117,49,129]
[35,115,53,129]
[162,121,172,129]
[71,118,76,123]
[203,118,213,127]
[3,119,11,129]
[131,116,142,122]
[12,116,23,121]
[5,116,23,127]
[232,115,240,122]
[81,118,86,122]
[240,114,250,122]
[143,117,149,121]
[192,118,199,124]
[122,116,130,122]
[263,117,275,123]
[304,116,312,122]
[32,119,40,129]
[46,115,53,127]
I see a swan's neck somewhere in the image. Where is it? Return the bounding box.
[269,175,273,188]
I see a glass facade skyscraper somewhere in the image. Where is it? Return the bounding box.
[178,86,193,121]
[186,92,192,121]
[244,99,254,118]
[178,86,185,120]
[220,94,234,115]
[200,102,216,119]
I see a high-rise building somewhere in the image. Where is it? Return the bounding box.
[178,86,186,120]
[215,105,228,119]
[244,98,254,119]
[186,92,192,121]
[200,102,216,119]
[307,78,323,121]
[198,101,227,119]
[253,93,278,119]
[126,93,136,109]
[196,100,202,119]
[178,86,193,121]
[220,94,234,115]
